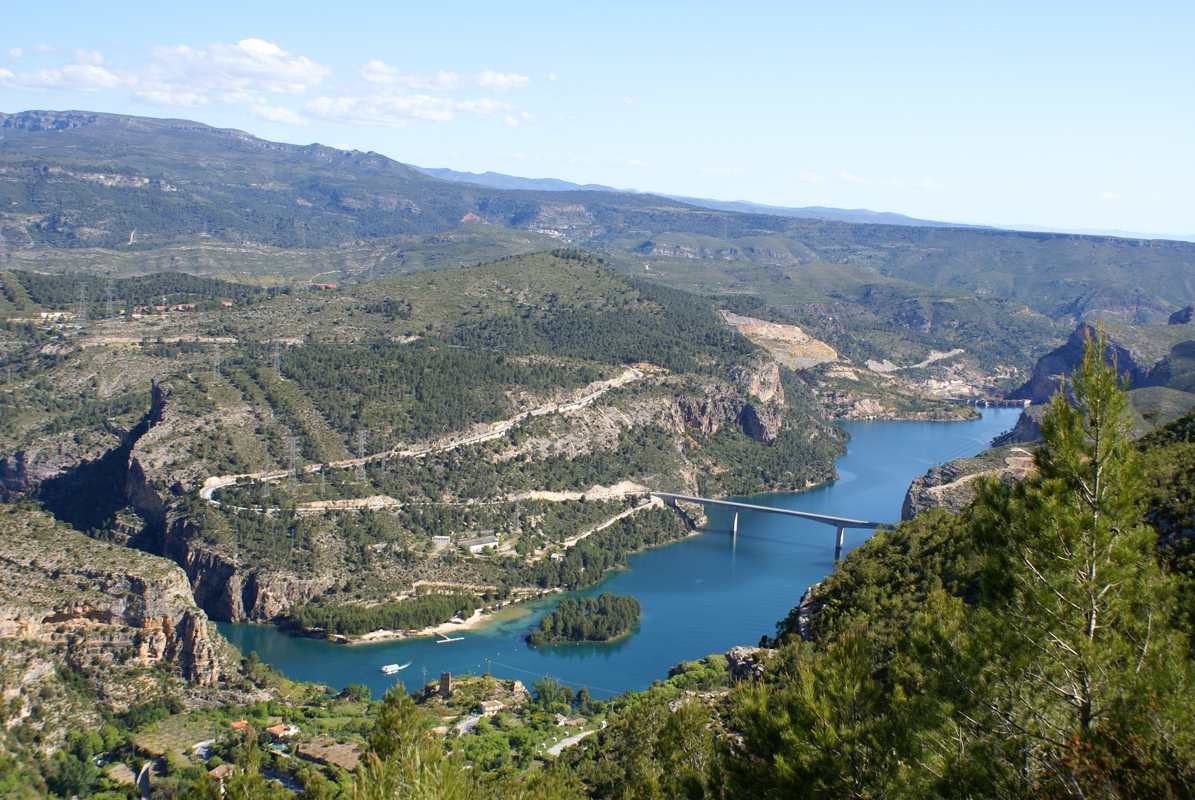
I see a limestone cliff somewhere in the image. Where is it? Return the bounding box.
[901,445,1036,520]
[0,506,222,686]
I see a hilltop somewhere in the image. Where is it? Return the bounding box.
[2,110,1193,330]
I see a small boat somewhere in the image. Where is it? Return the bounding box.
[380,662,410,674]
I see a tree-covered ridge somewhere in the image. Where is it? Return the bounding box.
[740,330,1195,797]
[6,270,273,312]
[527,592,642,645]
[285,592,479,637]
[280,338,601,440]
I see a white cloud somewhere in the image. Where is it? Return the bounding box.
[475,70,529,91]
[688,166,745,175]
[549,73,558,81]
[251,104,309,126]
[71,50,104,66]
[622,96,634,104]
[3,48,23,61]
[34,44,54,54]
[914,180,945,190]
[1099,192,1117,200]
[132,90,209,107]
[797,173,830,182]
[140,38,330,98]
[0,62,126,92]
[454,97,514,115]
[306,93,456,126]
[361,61,463,91]
[504,115,520,126]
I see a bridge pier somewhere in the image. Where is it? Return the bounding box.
[834,525,845,562]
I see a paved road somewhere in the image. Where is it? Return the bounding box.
[201,369,644,512]
[546,729,597,756]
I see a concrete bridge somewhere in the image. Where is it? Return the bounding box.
[651,492,894,561]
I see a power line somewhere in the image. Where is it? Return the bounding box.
[288,435,299,494]
[355,430,368,482]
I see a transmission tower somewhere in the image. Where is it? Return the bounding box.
[76,283,88,325]
[288,435,299,494]
[212,344,221,379]
[105,277,114,319]
[320,467,325,498]
[273,342,282,379]
[355,430,368,482]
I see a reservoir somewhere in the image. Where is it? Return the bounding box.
[218,407,1019,698]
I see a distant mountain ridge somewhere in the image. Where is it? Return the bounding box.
[3,109,1195,325]
[411,165,986,230]
[413,165,1195,242]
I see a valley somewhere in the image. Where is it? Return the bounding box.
[0,108,1193,798]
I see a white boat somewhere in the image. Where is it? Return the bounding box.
[380,662,410,674]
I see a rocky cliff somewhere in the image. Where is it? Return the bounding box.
[0,506,222,686]
[901,445,1036,520]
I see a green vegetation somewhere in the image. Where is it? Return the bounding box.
[527,592,642,644]
[286,593,480,637]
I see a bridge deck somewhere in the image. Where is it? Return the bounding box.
[651,492,892,531]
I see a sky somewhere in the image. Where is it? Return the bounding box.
[2,1,1192,236]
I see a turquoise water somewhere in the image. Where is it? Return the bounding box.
[218,408,1019,698]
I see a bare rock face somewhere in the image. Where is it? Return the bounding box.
[674,391,784,445]
[725,646,775,682]
[901,445,1037,521]
[675,397,740,435]
[1012,323,1145,403]
[738,404,782,444]
[733,360,785,405]
[0,508,223,685]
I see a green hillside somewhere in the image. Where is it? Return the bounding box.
[3,110,1194,328]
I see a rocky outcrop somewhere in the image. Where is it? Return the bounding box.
[675,397,741,435]
[901,445,1036,520]
[0,441,116,502]
[0,508,222,685]
[1006,405,1048,444]
[674,396,784,444]
[725,646,775,681]
[164,516,332,622]
[1013,323,1146,402]
[739,404,782,444]
[733,360,785,405]
[794,583,821,642]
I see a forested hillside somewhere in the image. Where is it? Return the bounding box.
[3,110,1193,330]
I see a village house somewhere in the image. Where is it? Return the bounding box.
[478,700,506,717]
[266,724,301,740]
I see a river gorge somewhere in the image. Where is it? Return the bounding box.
[218,407,1019,699]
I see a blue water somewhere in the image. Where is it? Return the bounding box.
[218,408,1018,698]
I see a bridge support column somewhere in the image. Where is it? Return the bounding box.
[664,495,676,509]
[732,512,738,542]
[834,526,845,561]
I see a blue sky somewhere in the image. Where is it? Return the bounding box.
[2,1,1192,235]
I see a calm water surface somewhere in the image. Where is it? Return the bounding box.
[218,408,1019,698]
